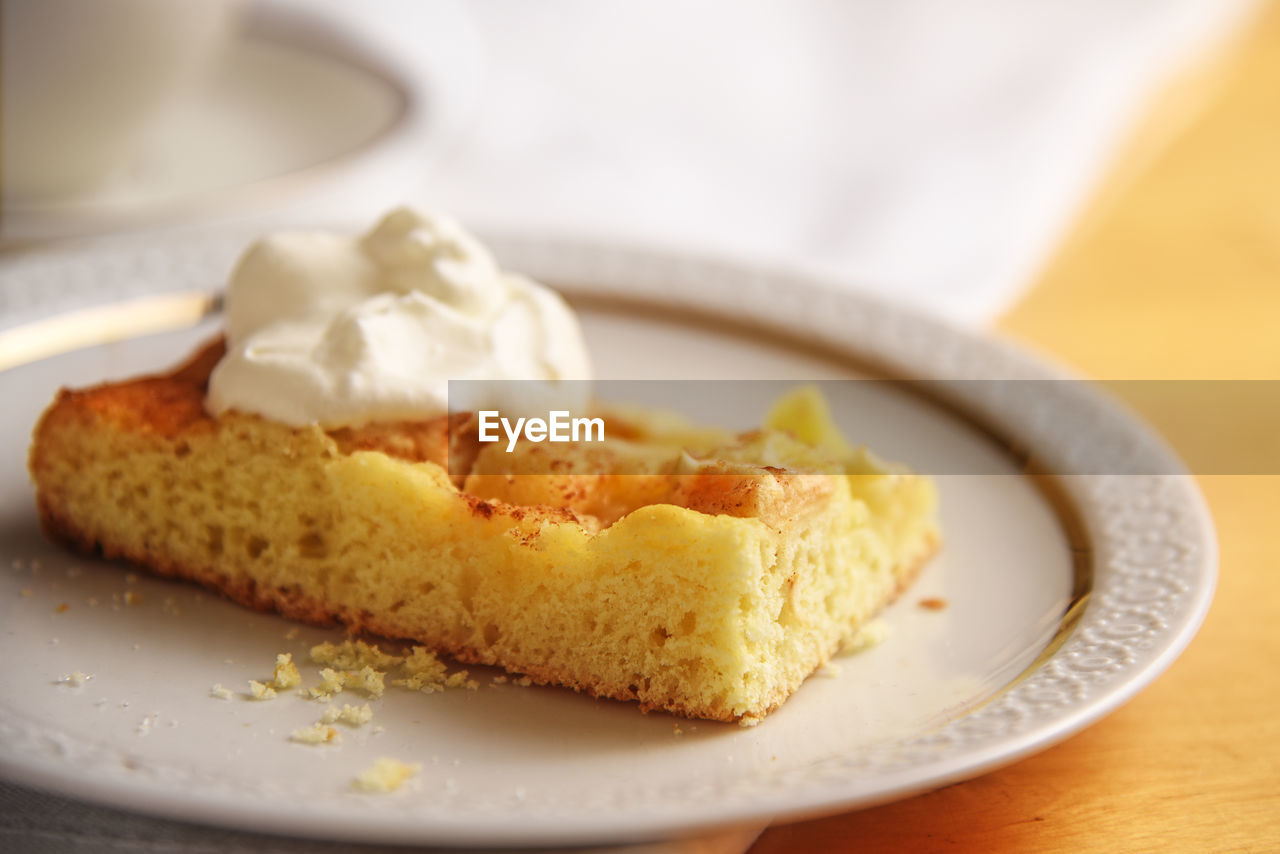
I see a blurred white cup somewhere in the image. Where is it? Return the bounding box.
[2,0,243,203]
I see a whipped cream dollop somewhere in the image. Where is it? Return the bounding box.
[206,208,592,427]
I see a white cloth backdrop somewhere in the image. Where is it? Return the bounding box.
[412,0,1256,325]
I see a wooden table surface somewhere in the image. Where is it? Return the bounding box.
[753,3,1280,852]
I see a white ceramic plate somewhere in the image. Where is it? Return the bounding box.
[0,234,1215,847]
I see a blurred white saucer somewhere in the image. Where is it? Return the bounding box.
[1,0,482,246]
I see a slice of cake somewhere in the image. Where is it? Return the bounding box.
[29,348,936,723]
[26,209,938,724]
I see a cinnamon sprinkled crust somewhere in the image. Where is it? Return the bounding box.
[29,343,938,723]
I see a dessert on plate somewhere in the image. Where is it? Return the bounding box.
[28,209,938,724]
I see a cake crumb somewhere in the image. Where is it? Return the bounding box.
[290,723,340,745]
[391,675,434,693]
[321,703,373,727]
[304,667,348,700]
[272,653,301,689]
[816,661,843,678]
[348,665,386,698]
[210,683,233,701]
[918,597,948,611]
[445,671,478,690]
[284,627,300,640]
[59,670,92,686]
[55,603,69,613]
[490,674,508,685]
[122,591,141,606]
[87,597,99,607]
[351,758,419,793]
[305,641,472,697]
[514,676,532,688]
[392,647,450,692]
[20,587,32,598]
[248,680,277,700]
[402,646,447,678]
[311,639,400,671]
